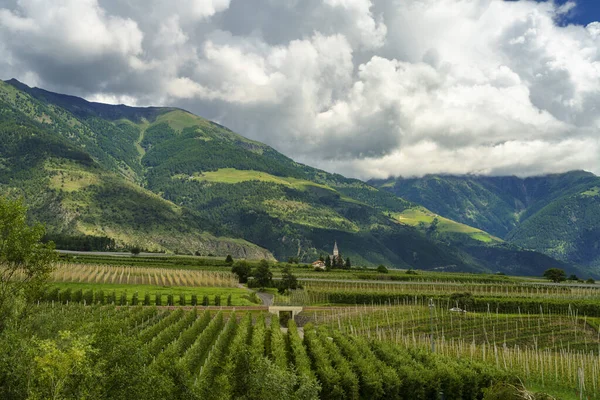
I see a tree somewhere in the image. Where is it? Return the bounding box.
[0,197,57,330]
[231,261,251,284]
[225,254,234,265]
[567,274,579,281]
[325,255,331,269]
[586,278,595,284]
[376,265,388,274]
[345,257,351,268]
[278,265,299,294]
[130,246,141,256]
[543,268,566,283]
[253,260,272,288]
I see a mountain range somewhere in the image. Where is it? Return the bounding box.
[370,172,600,274]
[0,78,590,276]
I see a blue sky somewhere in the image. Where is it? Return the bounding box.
[536,0,600,25]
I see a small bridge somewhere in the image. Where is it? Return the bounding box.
[268,306,303,321]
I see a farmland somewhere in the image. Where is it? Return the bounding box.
[3,253,600,398]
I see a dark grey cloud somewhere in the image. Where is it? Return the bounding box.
[0,0,598,179]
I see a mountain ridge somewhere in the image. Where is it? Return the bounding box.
[371,172,600,272]
[0,79,581,275]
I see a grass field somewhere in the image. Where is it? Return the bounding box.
[392,207,501,243]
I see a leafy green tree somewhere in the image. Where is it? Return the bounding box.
[376,265,388,274]
[225,254,234,264]
[29,331,99,399]
[278,265,299,294]
[0,196,57,330]
[231,260,251,283]
[345,257,351,268]
[567,274,579,281]
[130,246,141,256]
[325,255,331,269]
[253,259,272,288]
[586,278,595,284]
[450,292,474,309]
[543,268,566,283]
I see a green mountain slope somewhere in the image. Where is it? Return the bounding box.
[0,80,272,259]
[0,79,575,274]
[371,172,600,270]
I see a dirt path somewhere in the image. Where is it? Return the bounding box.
[256,291,274,306]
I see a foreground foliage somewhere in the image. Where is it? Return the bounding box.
[0,305,522,399]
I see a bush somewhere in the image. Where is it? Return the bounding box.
[191,294,198,306]
[227,294,232,306]
[155,293,162,306]
[202,295,209,306]
[119,292,127,306]
[131,292,139,306]
[179,294,186,306]
[47,288,60,302]
[73,289,83,303]
[586,278,595,284]
[167,294,174,306]
[107,291,116,304]
[143,293,151,306]
[83,290,94,305]
[60,288,72,304]
[377,265,388,274]
[214,295,221,306]
[96,290,105,305]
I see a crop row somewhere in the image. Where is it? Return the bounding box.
[291,290,600,316]
[51,263,237,287]
[301,281,600,300]
[40,287,234,306]
[18,304,600,398]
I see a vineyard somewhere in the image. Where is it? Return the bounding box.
[50,263,237,287]
[6,304,528,400]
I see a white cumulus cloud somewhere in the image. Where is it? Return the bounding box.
[1,0,599,179]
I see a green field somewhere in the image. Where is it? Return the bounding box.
[392,207,501,243]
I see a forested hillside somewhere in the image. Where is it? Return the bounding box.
[0,79,577,274]
[371,172,600,270]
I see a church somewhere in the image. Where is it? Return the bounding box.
[331,241,344,267]
[312,241,344,269]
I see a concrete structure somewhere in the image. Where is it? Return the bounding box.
[268,306,303,320]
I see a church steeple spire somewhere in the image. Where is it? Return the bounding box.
[333,241,339,257]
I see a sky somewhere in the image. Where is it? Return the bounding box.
[0,0,599,180]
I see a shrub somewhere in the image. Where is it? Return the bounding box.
[96,290,105,305]
[227,294,232,306]
[143,293,151,306]
[73,289,83,303]
[60,288,72,304]
[119,292,127,306]
[377,265,388,274]
[179,294,186,306]
[131,292,139,306]
[83,290,94,305]
[47,288,60,302]
[167,294,174,306]
[191,294,198,306]
[155,293,162,306]
[202,295,209,306]
[214,295,221,306]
